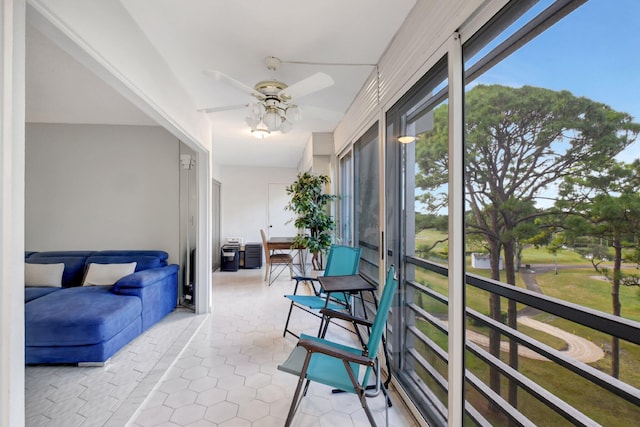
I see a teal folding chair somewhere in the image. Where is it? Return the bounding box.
[282,244,361,338]
[278,265,398,427]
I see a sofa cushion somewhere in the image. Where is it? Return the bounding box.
[88,251,168,270]
[25,263,64,287]
[25,286,141,346]
[26,251,96,287]
[82,262,137,286]
[25,287,63,302]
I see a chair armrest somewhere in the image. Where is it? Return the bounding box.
[292,276,319,283]
[298,338,374,367]
[320,309,373,328]
[291,276,321,296]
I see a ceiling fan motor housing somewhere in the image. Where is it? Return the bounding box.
[253,80,289,99]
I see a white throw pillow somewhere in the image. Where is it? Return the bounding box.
[82,262,137,286]
[25,263,65,287]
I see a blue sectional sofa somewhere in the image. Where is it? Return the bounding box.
[24,250,179,365]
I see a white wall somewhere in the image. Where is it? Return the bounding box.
[298,132,333,175]
[1,1,26,425]
[25,123,181,264]
[220,165,298,247]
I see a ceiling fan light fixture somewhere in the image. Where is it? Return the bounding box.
[245,115,259,128]
[279,119,293,134]
[248,102,264,118]
[263,108,283,131]
[251,120,270,139]
[285,104,301,122]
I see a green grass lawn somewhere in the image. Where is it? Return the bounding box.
[520,246,590,265]
[410,237,640,424]
[534,268,640,391]
[415,228,449,258]
[535,268,640,321]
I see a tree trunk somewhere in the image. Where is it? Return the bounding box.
[503,241,519,412]
[612,239,622,378]
[488,238,502,398]
[311,251,321,270]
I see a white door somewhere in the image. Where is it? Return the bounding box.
[211,179,221,271]
[268,183,297,238]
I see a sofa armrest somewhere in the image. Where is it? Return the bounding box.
[113,264,179,291]
[113,264,179,331]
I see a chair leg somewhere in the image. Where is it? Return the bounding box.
[269,262,283,285]
[317,315,329,337]
[284,351,312,427]
[302,378,311,396]
[359,388,379,427]
[284,376,305,427]
[283,301,297,338]
[264,260,269,281]
[378,380,391,426]
[285,301,328,338]
[342,360,379,427]
[381,381,392,408]
[270,261,288,285]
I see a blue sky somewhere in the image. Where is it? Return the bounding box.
[417,2,640,214]
[475,0,640,159]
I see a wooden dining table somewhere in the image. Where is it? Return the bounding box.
[267,236,304,249]
[268,237,307,275]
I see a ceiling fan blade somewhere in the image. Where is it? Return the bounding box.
[197,104,248,113]
[202,70,265,99]
[279,72,334,100]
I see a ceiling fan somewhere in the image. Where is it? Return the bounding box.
[199,56,334,138]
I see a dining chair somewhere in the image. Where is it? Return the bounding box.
[283,244,361,338]
[260,229,294,285]
[277,265,397,427]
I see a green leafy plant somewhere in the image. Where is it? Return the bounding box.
[286,172,336,270]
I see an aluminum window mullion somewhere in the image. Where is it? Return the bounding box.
[447,31,465,427]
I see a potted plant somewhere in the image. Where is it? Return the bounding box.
[286,172,336,270]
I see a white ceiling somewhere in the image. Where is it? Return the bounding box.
[26,0,416,167]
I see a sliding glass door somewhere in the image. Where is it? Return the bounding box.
[354,124,380,282]
[338,151,353,246]
[386,57,450,425]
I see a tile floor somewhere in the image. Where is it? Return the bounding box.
[25,268,419,426]
[25,309,206,426]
